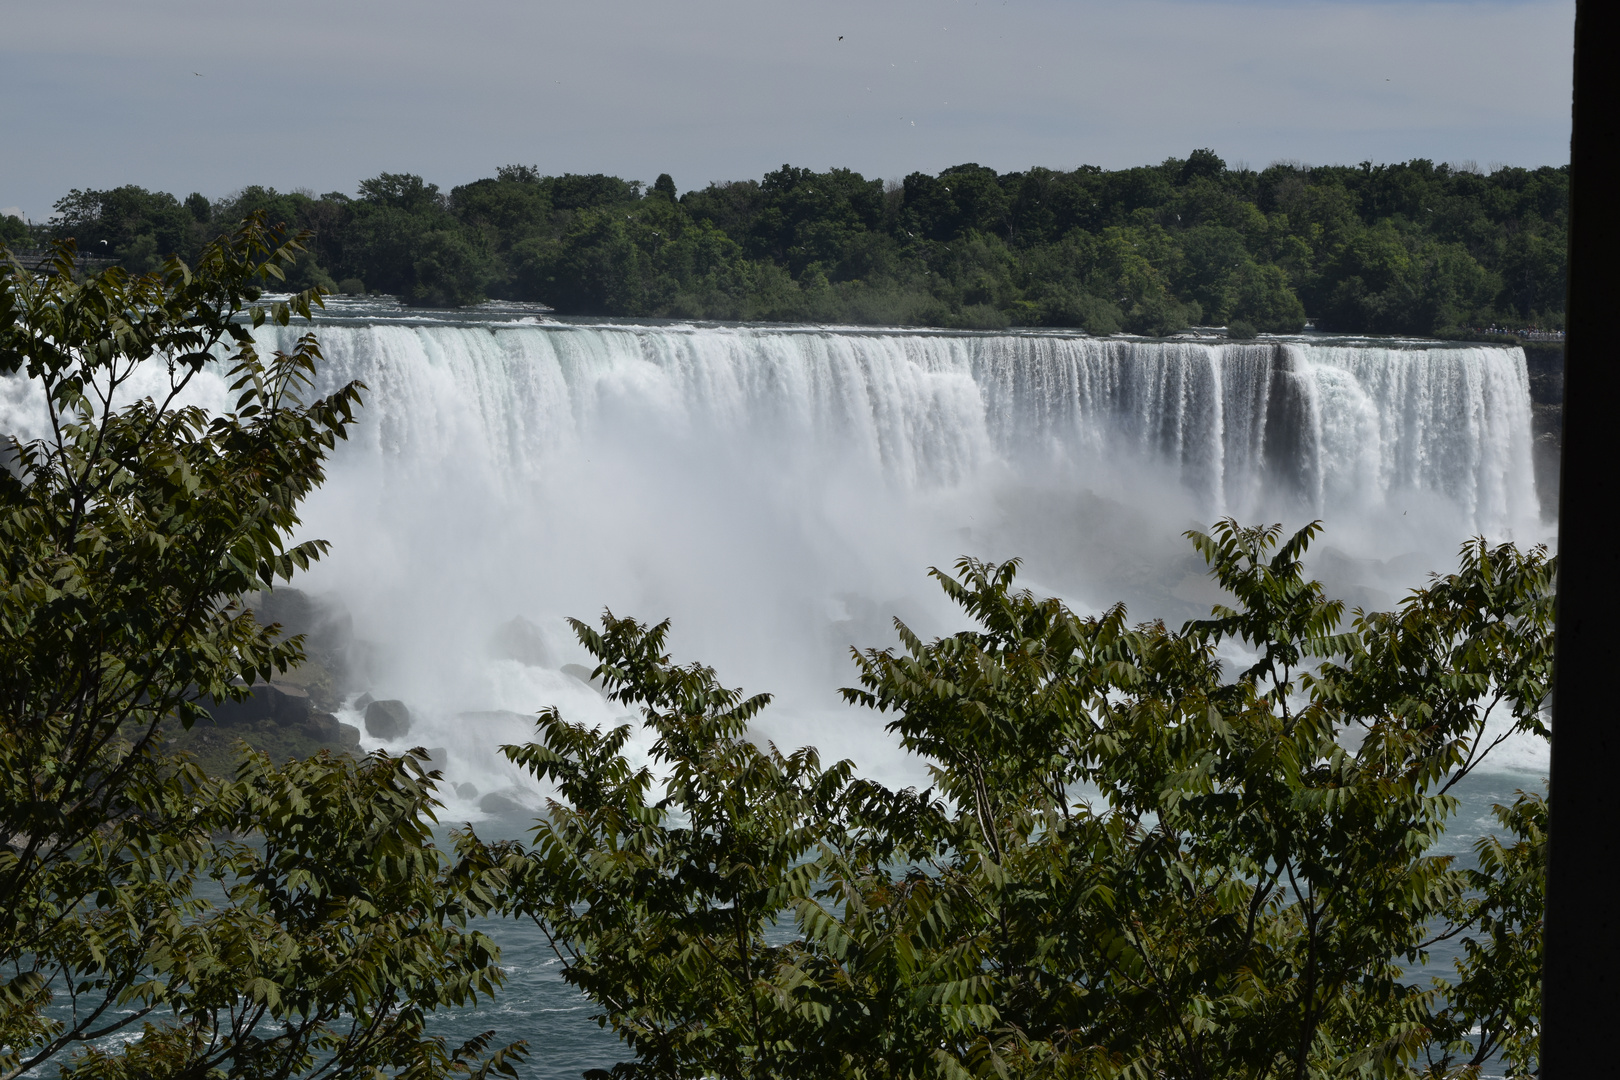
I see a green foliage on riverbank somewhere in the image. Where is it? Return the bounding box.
[40,152,1567,335]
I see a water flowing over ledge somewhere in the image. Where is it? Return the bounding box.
[296,323,1538,536]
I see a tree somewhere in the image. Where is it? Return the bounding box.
[1,221,523,1078]
[1179,148,1227,186]
[29,155,1568,329]
[503,522,1549,1079]
[500,613,854,1079]
[0,216,28,249]
[49,186,202,271]
[512,211,651,315]
[1229,260,1307,333]
[340,176,498,306]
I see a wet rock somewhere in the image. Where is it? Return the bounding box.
[364,699,412,740]
[455,782,479,799]
[301,709,342,742]
[561,664,606,693]
[295,711,362,749]
[246,588,359,711]
[488,615,553,667]
[478,792,526,816]
[210,683,311,729]
[177,690,361,779]
[354,692,376,710]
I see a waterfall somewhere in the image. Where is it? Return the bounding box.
[0,319,1548,787]
[294,324,1537,530]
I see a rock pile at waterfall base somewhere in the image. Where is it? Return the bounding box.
[364,699,412,740]
[169,681,361,777]
[165,587,368,776]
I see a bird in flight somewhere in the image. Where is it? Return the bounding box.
[193,71,203,76]
[838,35,843,40]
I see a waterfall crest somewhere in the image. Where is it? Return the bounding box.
[299,324,1537,534]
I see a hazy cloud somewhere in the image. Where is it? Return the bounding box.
[0,0,1573,218]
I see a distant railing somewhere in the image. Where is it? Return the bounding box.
[1460,325,1566,341]
[3,247,119,274]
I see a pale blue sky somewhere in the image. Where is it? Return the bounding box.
[0,0,1574,222]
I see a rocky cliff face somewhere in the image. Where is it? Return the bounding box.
[1523,342,1563,520]
[210,682,358,745]
[168,589,364,775]
[245,587,362,712]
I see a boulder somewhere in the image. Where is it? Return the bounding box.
[300,710,362,747]
[202,679,366,747]
[561,664,606,693]
[246,588,358,710]
[207,691,262,728]
[364,699,412,740]
[209,682,311,729]
[478,792,526,816]
[455,782,480,799]
[488,615,553,667]
[301,709,339,741]
[353,692,376,710]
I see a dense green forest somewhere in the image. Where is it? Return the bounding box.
[7,150,1567,336]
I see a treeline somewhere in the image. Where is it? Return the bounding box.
[16,149,1568,336]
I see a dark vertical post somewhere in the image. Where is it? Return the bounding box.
[1543,1,1619,1072]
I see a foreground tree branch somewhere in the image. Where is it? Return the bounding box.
[1,222,525,1079]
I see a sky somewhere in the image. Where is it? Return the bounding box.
[0,0,1574,222]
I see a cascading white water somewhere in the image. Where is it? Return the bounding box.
[961,336,1536,526]
[298,325,1538,527]
[0,316,1550,792]
[270,319,1545,791]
